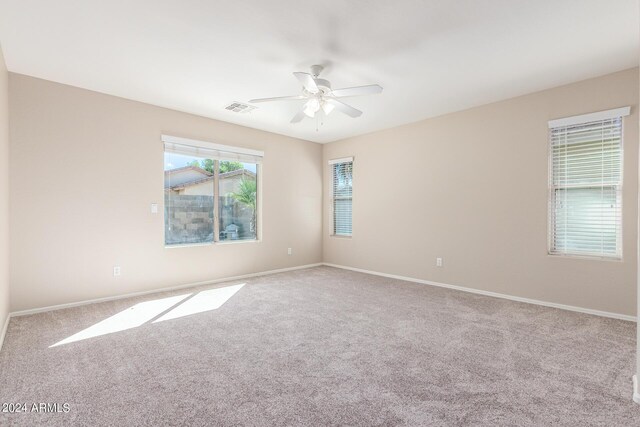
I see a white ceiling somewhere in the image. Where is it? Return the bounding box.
[0,0,638,143]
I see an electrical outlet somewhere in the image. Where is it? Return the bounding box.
[287,248,292,256]
[151,203,158,214]
[113,266,121,277]
[436,257,443,267]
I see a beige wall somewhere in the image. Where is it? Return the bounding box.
[0,45,9,331]
[6,68,639,317]
[637,13,640,393]
[9,73,322,312]
[323,68,639,317]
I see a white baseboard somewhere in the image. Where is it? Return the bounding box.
[5,261,635,328]
[9,263,322,318]
[0,313,9,352]
[322,263,636,322]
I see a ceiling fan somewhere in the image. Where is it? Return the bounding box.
[249,65,383,123]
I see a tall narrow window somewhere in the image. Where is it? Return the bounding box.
[548,107,628,258]
[330,157,353,236]
[163,135,262,246]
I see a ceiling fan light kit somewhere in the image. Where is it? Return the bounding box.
[303,98,320,117]
[249,65,383,124]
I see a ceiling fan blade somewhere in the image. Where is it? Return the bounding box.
[331,84,383,97]
[290,109,306,123]
[249,95,305,103]
[326,98,362,118]
[293,72,319,94]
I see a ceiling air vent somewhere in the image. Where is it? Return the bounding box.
[225,102,257,113]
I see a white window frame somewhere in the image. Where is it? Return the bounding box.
[547,107,628,260]
[329,157,354,237]
[162,135,263,247]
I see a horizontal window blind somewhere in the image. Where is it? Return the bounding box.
[162,135,263,163]
[548,112,624,258]
[331,158,353,236]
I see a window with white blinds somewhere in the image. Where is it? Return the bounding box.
[330,157,353,236]
[548,107,628,258]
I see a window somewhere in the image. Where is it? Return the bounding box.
[163,135,262,246]
[330,157,353,236]
[548,107,629,258]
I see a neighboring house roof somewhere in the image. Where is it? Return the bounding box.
[168,175,214,191]
[164,165,213,177]
[220,169,256,179]
[165,168,256,191]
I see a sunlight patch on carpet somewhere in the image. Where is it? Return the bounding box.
[153,284,244,323]
[50,283,245,347]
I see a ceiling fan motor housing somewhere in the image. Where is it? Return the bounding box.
[310,64,324,77]
[311,78,331,95]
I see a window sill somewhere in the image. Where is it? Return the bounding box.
[165,239,260,249]
[547,253,622,262]
[216,239,261,245]
[165,242,214,249]
[331,234,352,238]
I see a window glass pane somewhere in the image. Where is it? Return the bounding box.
[164,153,215,245]
[218,161,258,241]
[551,187,620,256]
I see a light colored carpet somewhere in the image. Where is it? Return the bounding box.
[0,266,638,426]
